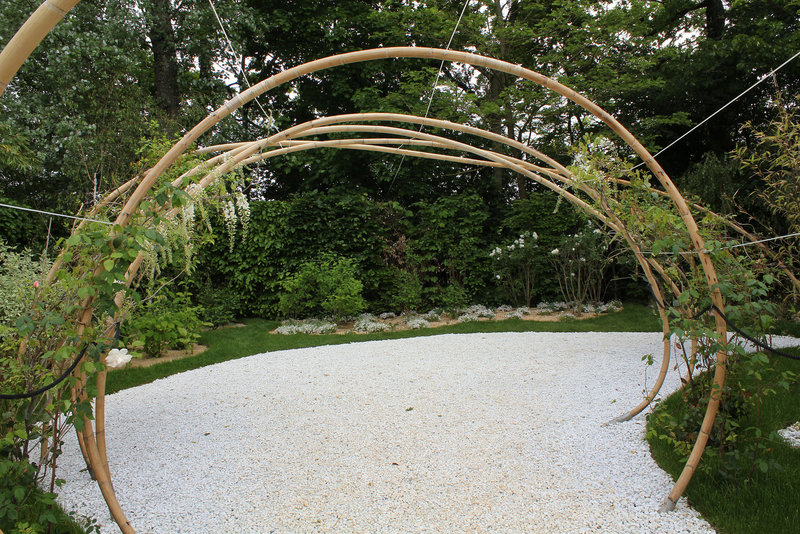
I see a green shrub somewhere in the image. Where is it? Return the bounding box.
[435,283,469,312]
[0,199,46,252]
[407,193,492,306]
[123,289,208,357]
[278,254,366,320]
[0,240,47,335]
[194,279,242,326]
[386,268,423,313]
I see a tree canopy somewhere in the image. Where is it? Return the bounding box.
[1,0,798,243]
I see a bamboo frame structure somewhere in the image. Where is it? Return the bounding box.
[3,4,742,527]
[0,0,80,97]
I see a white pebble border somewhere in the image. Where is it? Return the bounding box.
[55,332,800,533]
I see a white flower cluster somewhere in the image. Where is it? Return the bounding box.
[490,232,538,257]
[421,310,441,321]
[405,317,430,330]
[353,314,389,333]
[275,319,337,335]
[594,300,622,313]
[537,301,570,312]
[457,305,495,322]
[379,312,396,320]
[222,200,237,252]
[235,191,250,241]
[456,312,480,323]
[505,306,531,320]
[182,203,195,227]
[778,421,800,448]
[464,304,495,318]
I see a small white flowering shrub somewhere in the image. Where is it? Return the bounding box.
[405,317,430,329]
[507,306,530,319]
[353,314,389,333]
[548,220,614,311]
[489,231,540,307]
[422,309,442,321]
[461,304,495,318]
[275,319,337,335]
[456,305,494,323]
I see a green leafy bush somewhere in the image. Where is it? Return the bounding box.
[194,278,242,327]
[407,193,492,306]
[278,254,366,320]
[0,240,47,336]
[490,231,540,307]
[123,289,208,357]
[386,268,423,313]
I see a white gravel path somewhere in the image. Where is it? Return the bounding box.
[54,332,800,533]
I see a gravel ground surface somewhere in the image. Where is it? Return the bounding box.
[55,332,799,533]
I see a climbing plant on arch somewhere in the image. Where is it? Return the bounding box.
[1,4,787,532]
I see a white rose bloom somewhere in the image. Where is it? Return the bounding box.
[106,348,132,368]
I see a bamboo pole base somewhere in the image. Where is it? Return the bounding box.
[659,497,677,512]
[601,413,633,426]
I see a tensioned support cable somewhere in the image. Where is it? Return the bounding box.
[388,0,471,191]
[0,201,112,225]
[208,0,275,132]
[632,49,800,171]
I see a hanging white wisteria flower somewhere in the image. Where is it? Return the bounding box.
[106,348,132,368]
[235,191,251,241]
[222,199,237,252]
[182,202,195,227]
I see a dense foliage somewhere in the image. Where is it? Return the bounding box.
[1,0,800,530]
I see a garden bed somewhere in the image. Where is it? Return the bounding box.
[273,302,619,336]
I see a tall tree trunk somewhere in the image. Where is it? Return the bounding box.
[705,0,725,40]
[487,69,507,194]
[148,0,179,119]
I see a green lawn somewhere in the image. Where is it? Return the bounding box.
[647,347,800,534]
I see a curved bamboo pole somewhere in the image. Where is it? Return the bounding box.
[0,0,81,97]
[3,36,728,523]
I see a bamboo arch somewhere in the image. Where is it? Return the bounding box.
[2,5,738,529]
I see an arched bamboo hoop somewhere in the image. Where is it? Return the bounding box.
[105,45,727,514]
[3,10,730,524]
